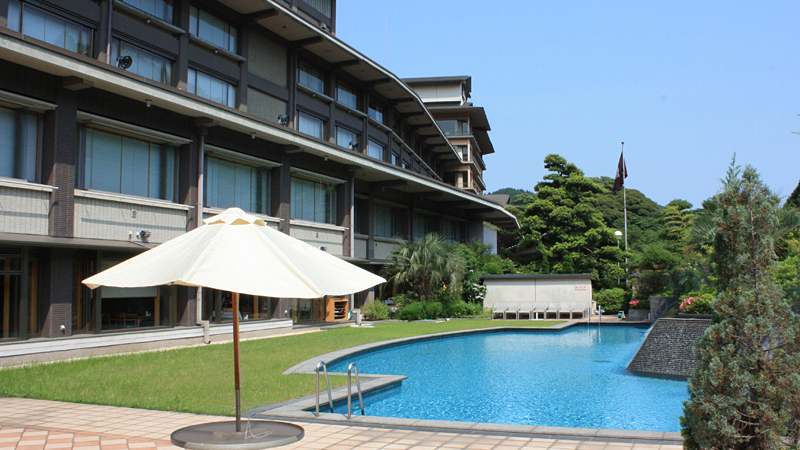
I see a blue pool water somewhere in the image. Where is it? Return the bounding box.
[327,326,688,432]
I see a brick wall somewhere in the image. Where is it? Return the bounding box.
[627,318,711,378]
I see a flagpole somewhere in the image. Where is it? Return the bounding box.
[621,142,628,284]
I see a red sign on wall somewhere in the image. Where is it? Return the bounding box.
[574,285,588,291]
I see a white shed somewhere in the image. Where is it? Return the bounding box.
[482,274,593,319]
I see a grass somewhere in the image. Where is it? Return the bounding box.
[0,320,560,416]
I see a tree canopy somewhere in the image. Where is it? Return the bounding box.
[505,154,624,289]
[682,163,800,449]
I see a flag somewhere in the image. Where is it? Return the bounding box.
[613,151,627,191]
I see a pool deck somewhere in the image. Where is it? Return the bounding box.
[0,397,683,450]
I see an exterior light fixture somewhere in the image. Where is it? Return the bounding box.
[145,99,152,108]
[117,55,133,69]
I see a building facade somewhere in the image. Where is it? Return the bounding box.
[0,0,517,341]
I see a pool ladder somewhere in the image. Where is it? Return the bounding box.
[315,361,365,419]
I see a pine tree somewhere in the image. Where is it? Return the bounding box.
[682,163,800,449]
[507,154,624,289]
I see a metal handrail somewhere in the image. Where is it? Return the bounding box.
[347,362,365,418]
[315,361,334,416]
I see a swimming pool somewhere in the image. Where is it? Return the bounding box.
[327,326,688,432]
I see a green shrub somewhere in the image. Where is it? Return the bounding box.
[594,287,627,313]
[678,292,714,315]
[425,302,443,319]
[445,300,487,318]
[360,301,389,321]
[390,293,417,309]
[395,302,426,320]
[395,301,444,320]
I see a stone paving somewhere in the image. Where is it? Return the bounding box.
[0,397,683,450]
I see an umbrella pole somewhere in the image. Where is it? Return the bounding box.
[232,292,242,432]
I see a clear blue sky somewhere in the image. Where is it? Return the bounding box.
[336,1,799,208]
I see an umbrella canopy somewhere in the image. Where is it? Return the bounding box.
[83,207,385,298]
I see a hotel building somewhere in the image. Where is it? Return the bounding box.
[0,0,516,342]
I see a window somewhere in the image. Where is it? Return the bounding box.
[8,1,92,56]
[375,205,395,238]
[368,102,383,123]
[402,158,411,170]
[297,112,324,139]
[119,0,173,22]
[84,128,176,201]
[291,176,336,224]
[298,62,324,93]
[0,106,40,182]
[336,127,358,150]
[455,145,469,161]
[187,69,236,107]
[413,213,436,241]
[111,39,172,85]
[189,6,236,52]
[205,156,269,215]
[367,140,384,160]
[306,0,331,17]
[437,119,469,137]
[443,220,461,244]
[391,151,400,166]
[336,82,357,109]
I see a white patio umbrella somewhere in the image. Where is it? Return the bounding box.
[83,207,385,432]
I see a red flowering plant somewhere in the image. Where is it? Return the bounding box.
[628,298,650,309]
[679,292,714,315]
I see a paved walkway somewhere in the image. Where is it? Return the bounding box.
[0,398,682,450]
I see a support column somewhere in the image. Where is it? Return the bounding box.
[366,195,375,260]
[272,154,292,234]
[40,248,73,338]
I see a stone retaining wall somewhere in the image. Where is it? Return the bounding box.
[627,317,711,378]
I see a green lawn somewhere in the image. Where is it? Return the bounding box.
[0,320,560,416]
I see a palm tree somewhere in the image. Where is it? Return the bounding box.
[382,233,466,303]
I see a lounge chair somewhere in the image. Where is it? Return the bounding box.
[504,302,520,320]
[545,301,560,319]
[558,301,574,319]
[532,301,547,320]
[491,303,504,319]
[517,302,533,320]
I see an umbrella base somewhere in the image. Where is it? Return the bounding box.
[170,420,303,450]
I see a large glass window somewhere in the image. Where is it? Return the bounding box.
[413,214,437,241]
[368,102,383,123]
[189,6,236,52]
[455,145,469,161]
[443,220,462,244]
[0,106,40,182]
[84,128,176,201]
[298,62,324,93]
[205,156,270,215]
[437,119,469,137]
[187,69,236,107]
[0,251,39,340]
[291,176,336,224]
[119,0,173,22]
[367,140,384,160]
[8,1,93,56]
[111,39,172,85]
[336,127,358,150]
[375,205,395,238]
[297,112,324,139]
[336,82,357,109]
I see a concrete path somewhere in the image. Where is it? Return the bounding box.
[0,398,682,450]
